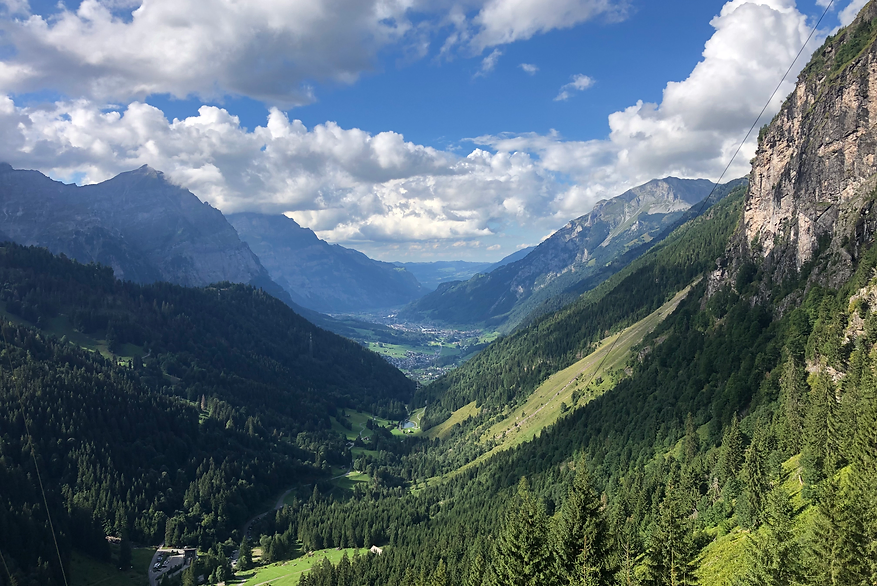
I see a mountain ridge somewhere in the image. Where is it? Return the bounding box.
[0,164,280,292]
[228,212,425,313]
[401,176,744,331]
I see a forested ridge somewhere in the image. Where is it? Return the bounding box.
[0,243,415,586]
[399,178,744,334]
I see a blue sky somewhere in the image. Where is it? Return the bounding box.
[0,0,862,260]
[145,0,729,146]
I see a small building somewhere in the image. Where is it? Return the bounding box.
[369,545,383,555]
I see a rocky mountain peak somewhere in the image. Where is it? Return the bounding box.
[228,211,424,312]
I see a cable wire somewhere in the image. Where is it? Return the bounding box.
[0,547,15,586]
[578,0,838,412]
[1,323,69,586]
[691,0,836,218]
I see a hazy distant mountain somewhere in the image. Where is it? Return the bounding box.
[391,260,494,291]
[228,212,425,313]
[0,163,282,291]
[486,247,535,273]
[400,177,746,331]
[393,249,538,292]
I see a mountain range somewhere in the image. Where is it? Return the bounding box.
[0,162,741,332]
[0,164,274,289]
[400,176,746,331]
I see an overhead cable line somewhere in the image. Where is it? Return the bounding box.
[1,323,70,586]
[581,0,837,390]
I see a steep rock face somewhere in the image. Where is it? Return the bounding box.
[228,212,425,313]
[400,177,743,330]
[0,164,271,287]
[716,2,877,292]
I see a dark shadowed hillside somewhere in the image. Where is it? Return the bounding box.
[229,212,425,312]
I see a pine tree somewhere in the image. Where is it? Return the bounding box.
[238,537,252,571]
[612,511,640,586]
[840,370,877,585]
[778,354,807,454]
[465,552,485,586]
[802,372,840,496]
[719,415,743,485]
[336,553,352,586]
[492,477,551,586]
[429,559,449,586]
[737,427,770,529]
[181,565,196,586]
[805,478,858,586]
[683,413,699,463]
[734,485,801,586]
[550,456,614,585]
[643,483,699,586]
[402,568,417,586]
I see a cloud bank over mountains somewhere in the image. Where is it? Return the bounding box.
[0,0,842,258]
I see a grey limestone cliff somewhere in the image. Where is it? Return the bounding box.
[712,0,877,295]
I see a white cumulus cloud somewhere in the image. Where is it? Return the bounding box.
[554,74,595,101]
[475,0,826,218]
[519,63,539,75]
[469,0,627,51]
[0,96,569,256]
[475,48,503,77]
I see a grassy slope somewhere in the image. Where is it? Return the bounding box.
[329,410,398,442]
[231,548,369,586]
[0,302,145,364]
[441,283,696,478]
[489,283,695,448]
[424,402,479,440]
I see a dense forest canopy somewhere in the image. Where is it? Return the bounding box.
[283,186,877,586]
[0,243,415,585]
[416,184,746,425]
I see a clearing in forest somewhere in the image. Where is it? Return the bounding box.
[231,547,369,586]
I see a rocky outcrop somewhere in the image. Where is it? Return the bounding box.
[715,1,877,293]
[228,212,425,313]
[0,164,274,288]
